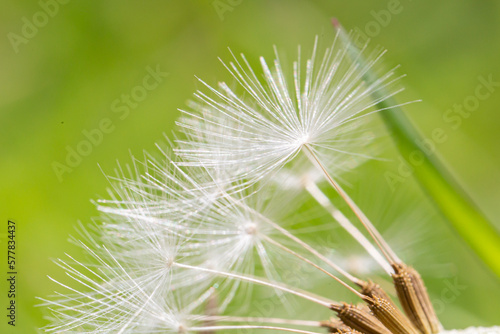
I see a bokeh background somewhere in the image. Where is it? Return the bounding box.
[1,0,500,333]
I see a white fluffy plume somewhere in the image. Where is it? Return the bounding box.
[175,35,405,186]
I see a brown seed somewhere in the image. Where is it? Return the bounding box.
[357,280,420,334]
[357,280,398,310]
[321,318,366,334]
[365,295,420,334]
[392,263,441,334]
[331,303,391,334]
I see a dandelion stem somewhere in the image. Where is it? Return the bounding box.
[261,234,365,299]
[187,315,322,327]
[188,325,323,333]
[173,262,336,308]
[304,178,393,275]
[303,144,400,265]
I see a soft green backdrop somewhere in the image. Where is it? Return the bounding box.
[1,1,499,333]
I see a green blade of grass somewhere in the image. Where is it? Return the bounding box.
[379,104,500,278]
[335,21,500,278]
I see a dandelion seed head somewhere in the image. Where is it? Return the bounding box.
[243,221,258,236]
[295,133,311,147]
[177,323,188,333]
[165,256,175,269]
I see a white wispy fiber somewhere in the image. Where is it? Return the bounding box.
[175,34,405,186]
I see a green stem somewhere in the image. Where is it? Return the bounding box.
[334,21,500,278]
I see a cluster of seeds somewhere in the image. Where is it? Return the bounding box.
[40,28,499,334]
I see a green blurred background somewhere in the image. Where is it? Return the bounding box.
[1,0,500,333]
